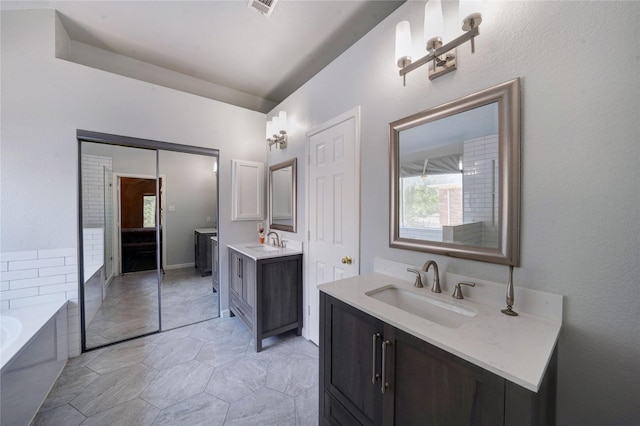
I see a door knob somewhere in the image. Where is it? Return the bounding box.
[341,256,353,265]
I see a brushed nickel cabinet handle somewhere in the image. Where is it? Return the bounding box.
[371,333,380,384]
[381,340,391,394]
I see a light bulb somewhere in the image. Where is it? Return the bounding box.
[266,120,273,139]
[424,0,444,51]
[395,21,412,68]
[278,111,287,132]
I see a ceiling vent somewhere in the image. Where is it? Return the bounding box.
[247,0,279,17]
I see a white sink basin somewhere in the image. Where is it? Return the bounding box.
[247,244,280,252]
[366,285,477,328]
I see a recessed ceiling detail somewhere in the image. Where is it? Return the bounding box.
[2,1,405,113]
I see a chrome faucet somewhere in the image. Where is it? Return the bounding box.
[421,260,441,293]
[266,231,280,247]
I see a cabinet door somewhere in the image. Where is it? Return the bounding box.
[229,251,242,298]
[203,234,213,273]
[321,294,384,425]
[383,326,505,426]
[212,239,218,292]
[231,159,264,221]
[241,254,256,309]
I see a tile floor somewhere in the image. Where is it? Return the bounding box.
[33,317,319,425]
[86,268,218,348]
[161,268,219,330]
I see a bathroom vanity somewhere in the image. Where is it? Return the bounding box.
[319,270,561,425]
[228,243,303,352]
[194,228,217,276]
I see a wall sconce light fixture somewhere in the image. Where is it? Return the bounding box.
[267,111,288,150]
[396,0,483,85]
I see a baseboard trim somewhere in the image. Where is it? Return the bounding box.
[164,262,195,270]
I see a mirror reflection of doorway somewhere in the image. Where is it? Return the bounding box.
[120,177,163,274]
[79,132,220,351]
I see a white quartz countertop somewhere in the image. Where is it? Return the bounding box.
[228,242,303,261]
[195,228,217,234]
[318,273,561,392]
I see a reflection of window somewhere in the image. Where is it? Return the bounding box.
[401,174,462,228]
[143,195,156,228]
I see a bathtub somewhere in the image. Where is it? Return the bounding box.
[1,300,68,425]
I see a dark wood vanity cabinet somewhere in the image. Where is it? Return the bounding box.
[229,248,303,352]
[195,229,217,276]
[320,293,557,426]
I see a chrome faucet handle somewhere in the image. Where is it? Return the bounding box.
[280,240,287,248]
[452,281,476,299]
[407,268,423,288]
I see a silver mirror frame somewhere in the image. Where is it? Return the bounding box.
[390,78,521,265]
[268,157,297,233]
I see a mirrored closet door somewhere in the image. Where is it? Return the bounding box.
[158,150,219,330]
[81,142,160,349]
[79,132,219,351]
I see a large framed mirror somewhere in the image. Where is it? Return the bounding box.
[390,78,520,265]
[268,158,297,232]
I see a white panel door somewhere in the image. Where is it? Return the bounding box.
[306,113,359,344]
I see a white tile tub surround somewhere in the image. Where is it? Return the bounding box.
[83,228,104,282]
[0,248,81,357]
[81,154,112,227]
[1,300,69,425]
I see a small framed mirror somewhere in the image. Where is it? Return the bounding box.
[390,79,520,265]
[269,158,297,232]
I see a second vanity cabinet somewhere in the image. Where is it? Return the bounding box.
[229,247,303,352]
[194,228,217,276]
[320,293,557,425]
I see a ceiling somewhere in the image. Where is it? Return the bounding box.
[1,0,405,112]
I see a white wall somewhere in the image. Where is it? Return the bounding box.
[83,143,219,267]
[1,9,266,354]
[268,1,640,424]
[160,150,218,267]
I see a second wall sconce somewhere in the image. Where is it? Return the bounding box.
[267,111,288,150]
[395,0,483,85]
